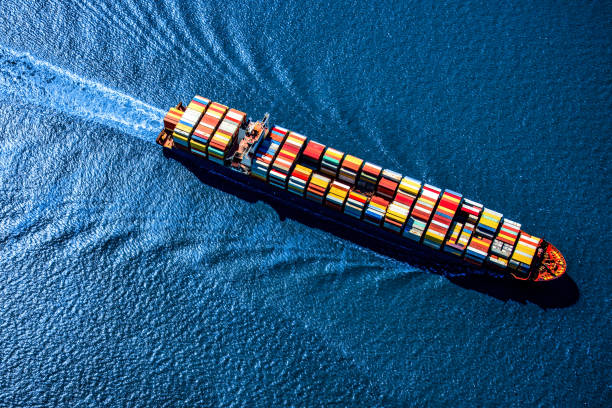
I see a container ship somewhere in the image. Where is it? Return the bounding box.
[158,96,566,282]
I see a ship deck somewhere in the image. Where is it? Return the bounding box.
[157,101,567,283]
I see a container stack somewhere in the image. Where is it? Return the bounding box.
[487,219,522,268]
[320,148,345,178]
[300,140,326,170]
[443,199,483,257]
[268,132,307,189]
[422,190,463,249]
[250,126,288,181]
[376,170,402,201]
[464,208,503,265]
[287,165,313,196]
[190,101,227,158]
[338,155,363,185]
[475,208,503,239]
[344,191,369,219]
[207,109,246,165]
[357,162,382,193]
[172,96,210,150]
[363,196,389,226]
[403,184,441,242]
[382,176,422,233]
[509,232,541,275]
[163,107,183,133]
[306,173,332,204]
[325,181,351,211]
[464,235,492,265]
[394,177,422,209]
[383,201,410,233]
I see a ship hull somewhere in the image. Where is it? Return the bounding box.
[162,145,511,280]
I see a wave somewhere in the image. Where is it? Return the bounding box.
[0,45,164,141]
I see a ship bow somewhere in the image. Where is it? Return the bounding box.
[534,242,567,282]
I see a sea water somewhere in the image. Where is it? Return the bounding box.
[0,1,610,406]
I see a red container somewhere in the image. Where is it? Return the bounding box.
[302,140,326,163]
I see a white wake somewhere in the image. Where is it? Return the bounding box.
[0,46,164,141]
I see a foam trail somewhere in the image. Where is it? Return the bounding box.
[0,46,164,141]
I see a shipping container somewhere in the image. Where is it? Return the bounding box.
[357,162,382,193]
[364,196,390,226]
[251,126,288,181]
[190,101,227,157]
[300,140,326,170]
[344,190,369,219]
[423,190,463,249]
[444,199,483,257]
[487,219,522,267]
[464,208,502,265]
[163,107,184,133]
[320,147,345,178]
[382,176,422,233]
[509,232,542,274]
[325,180,351,211]
[403,184,442,242]
[287,164,313,197]
[376,169,402,201]
[306,173,332,204]
[338,155,364,185]
[207,108,246,165]
[269,132,307,189]
[172,95,210,150]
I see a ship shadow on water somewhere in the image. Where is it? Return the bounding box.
[448,273,578,309]
[165,150,579,309]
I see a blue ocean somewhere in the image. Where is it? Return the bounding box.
[0,1,610,406]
